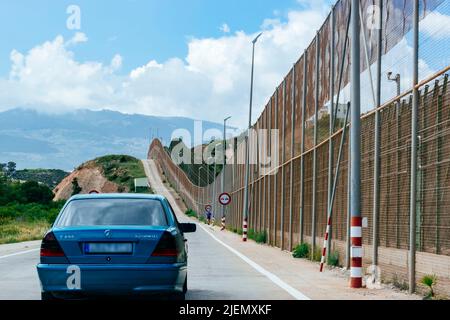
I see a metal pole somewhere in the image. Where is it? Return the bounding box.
[289,65,296,251]
[273,89,279,246]
[198,167,203,218]
[311,32,320,259]
[372,0,383,268]
[280,80,286,250]
[213,159,217,220]
[320,103,351,272]
[350,0,362,289]
[300,51,307,244]
[267,99,272,244]
[243,33,262,241]
[346,140,351,270]
[223,116,231,224]
[409,0,419,294]
[326,6,336,263]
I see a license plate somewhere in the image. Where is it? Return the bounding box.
[84,243,133,254]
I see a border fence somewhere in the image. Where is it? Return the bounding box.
[149,0,450,296]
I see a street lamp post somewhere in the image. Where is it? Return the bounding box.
[243,32,262,242]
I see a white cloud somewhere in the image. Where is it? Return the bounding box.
[220,23,230,33]
[110,54,123,71]
[0,6,328,128]
[66,32,88,46]
[420,11,450,39]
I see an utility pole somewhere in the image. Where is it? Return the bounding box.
[243,32,262,242]
[350,0,362,289]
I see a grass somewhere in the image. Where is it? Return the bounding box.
[0,219,50,244]
[311,247,322,262]
[0,202,64,244]
[293,243,310,259]
[248,229,267,244]
[292,242,322,262]
[185,209,197,218]
[327,251,340,267]
[92,155,150,193]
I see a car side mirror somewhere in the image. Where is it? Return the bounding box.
[180,223,196,233]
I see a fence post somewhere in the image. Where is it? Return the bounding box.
[281,80,286,250]
[289,65,296,251]
[300,52,307,244]
[350,0,362,289]
[408,0,419,294]
[372,0,383,268]
[311,32,320,259]
[326,5,336,262]
[273,89,279,246]
[267,101,272,243]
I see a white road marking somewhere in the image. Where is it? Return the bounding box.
[197,223,311,300]
[0,248,39,260]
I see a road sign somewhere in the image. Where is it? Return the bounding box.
[219,193,231,206]
[205,205,212,212]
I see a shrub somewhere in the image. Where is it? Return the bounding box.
[293,243,310,259]
[327,251,340,267]
[311,247,322,262]
[254,231,267,244]
[185,209,197,218]
[421,274,437,299]
[247,229,267,244]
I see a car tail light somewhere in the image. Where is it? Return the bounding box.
[40,232,65,257]
[152,232,179,257]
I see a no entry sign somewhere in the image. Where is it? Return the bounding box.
[219,193,231,206]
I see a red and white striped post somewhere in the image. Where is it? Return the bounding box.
[221,216,226,231]
[350,217,363,288]
[319,216,332,272]
[242,218,248,242]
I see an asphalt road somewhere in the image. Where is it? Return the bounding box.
[0,160,294,300]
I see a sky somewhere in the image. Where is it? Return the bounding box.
[0,0,448,130]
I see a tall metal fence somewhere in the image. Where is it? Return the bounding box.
[149,0,450,296]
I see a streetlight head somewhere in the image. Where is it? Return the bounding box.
[224,116,232,122]
[252,32,263,44]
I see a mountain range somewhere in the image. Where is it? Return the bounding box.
[0,108,231,171]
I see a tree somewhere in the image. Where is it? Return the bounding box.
[72,178,82,196]
[19,180,54,204]
[6,162,16,178]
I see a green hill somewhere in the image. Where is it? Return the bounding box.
[14,169,69,189]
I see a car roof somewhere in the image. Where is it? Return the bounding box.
[69,193,167,201]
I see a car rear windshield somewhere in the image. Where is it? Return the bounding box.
[55,198,169,227]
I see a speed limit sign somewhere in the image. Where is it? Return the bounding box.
[219,193,231,206]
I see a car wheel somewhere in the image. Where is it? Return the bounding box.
[183,277,188,294]
[171,292,186,301]
[41,292,57,301]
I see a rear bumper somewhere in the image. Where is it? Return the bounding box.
[37,263,186,296]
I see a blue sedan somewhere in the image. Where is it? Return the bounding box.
[36,194,196,300]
